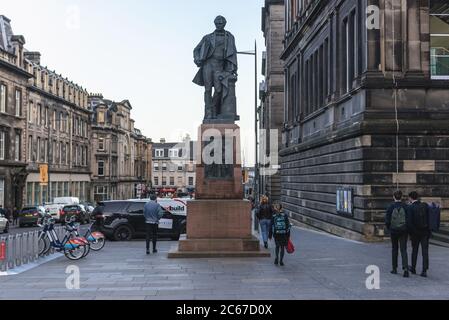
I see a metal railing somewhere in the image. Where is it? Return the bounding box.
[0,226,65,272]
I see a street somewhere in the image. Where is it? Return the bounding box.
[0,227,448,300]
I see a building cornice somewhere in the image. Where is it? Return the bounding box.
[0,58,34,79]
[28,85,92,115]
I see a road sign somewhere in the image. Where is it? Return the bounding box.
[39,164,48,185]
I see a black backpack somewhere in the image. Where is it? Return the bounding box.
[414,202,429,230]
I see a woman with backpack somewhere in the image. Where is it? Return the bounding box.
[269,203,291,266]
[256,196,274,249]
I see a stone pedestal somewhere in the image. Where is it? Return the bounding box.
[168,124,270,258]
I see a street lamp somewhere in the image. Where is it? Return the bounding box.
[238,40,259,203]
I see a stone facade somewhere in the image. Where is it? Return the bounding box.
[24,53,91,205]
[152,138,195,195]
[0,15,32,212]
[280,0,449,241]
[89,94,152,202]
[260,0,285,203]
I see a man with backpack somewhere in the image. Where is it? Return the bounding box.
[385,190,410,278]
[407,191,431,277]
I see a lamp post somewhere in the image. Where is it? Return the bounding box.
[238,40,259,203]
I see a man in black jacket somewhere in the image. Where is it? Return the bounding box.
[407,191,431,277]
[385,190,409,277]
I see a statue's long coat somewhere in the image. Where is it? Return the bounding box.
[193,31,238,86]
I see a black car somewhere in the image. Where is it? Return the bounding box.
[93,200,187,241]
[19,206,45,227]
[61,205,91,224]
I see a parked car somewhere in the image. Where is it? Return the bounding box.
[61,204,90,224]
[19,206,45,227]
[0,209,9,233]
[93,200,187,241]
[45,197,80,222]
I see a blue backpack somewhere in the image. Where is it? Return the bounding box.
[273,214,288,235]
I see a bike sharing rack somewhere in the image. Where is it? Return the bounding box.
[0,226,65,273]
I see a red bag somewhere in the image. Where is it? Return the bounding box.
[287,239,295,254]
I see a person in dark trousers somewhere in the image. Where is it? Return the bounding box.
[13,207,19,226]
[143,194,165,255]
[269,203,291,266]
[255,196,274,249]
[385,190,410,277]
[407,191,431,277]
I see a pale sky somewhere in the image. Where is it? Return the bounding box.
[2,0,266,166]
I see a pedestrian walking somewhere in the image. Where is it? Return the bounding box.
[255,196,274,249]
[407,191,431,277]
[13,207,19,226]
[269,203,291,266]
[143,194,165,255]
[385,190,410,277]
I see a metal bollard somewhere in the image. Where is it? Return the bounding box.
[0,237,7,272]
[7,235,14,270]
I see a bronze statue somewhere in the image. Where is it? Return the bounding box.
[193,16,239,123]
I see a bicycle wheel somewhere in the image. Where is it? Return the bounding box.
[64,245,88,261]
[89,233,106,251]
[38,235,50,256]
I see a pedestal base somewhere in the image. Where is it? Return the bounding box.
[167,200,270,259]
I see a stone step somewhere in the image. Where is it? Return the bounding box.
[429,238,449,249]
[431,231,449,244]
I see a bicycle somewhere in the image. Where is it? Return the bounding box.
[37,215,90,260]
[65,218,106,252]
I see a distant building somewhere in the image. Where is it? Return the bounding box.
[260,0,285,202]
[0,15,32,210]
[152,138,195,196]
[89,94,152,202]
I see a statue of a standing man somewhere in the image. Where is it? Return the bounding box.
[193,16,239,123]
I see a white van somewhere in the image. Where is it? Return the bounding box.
[45,197,80,221]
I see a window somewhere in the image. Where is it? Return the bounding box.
[98,111,105,124]
[0,131,5,160]
[188,177,194,186]
[44,139,48,163]
[28,102,33,123]
[59,112,63,131]
[127,202,145,214]
[162,163,167,171]
[0,179,4,207]
[37,137,41,162]
[44,107,49,127]
[94,186,108,202]
[162,177,167,186]
[37,104,42,125]
[52,110,56,130]
[98,138,105,151]
[98,161,105,176]
[169,149,179,158]
[155,149,164,158]
[28,136,33,161]
[169,163,175,172]
[60,142,64,165]
[154,177,159,186]
[66,142,69,165]
[15,90,21,117]
[14,132,21,161]
[430,1,449,79]
[0,84,6,113]
[153,163,159,171]
[178,164,184,172]
[170,177,175,186]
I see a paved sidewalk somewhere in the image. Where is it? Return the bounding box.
[0,227,448,300]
